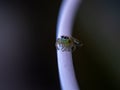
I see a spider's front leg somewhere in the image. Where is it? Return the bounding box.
[71,45,76,52]
[61,44,66,52]
[55,42,58,50]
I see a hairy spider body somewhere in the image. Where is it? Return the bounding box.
[56,36,82,52]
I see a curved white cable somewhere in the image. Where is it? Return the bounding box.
[56,0,81,90]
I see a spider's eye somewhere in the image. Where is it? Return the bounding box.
[66,37,69,39]
[64,36,69,39]
[64,37,67,39]
[61,36,64,38]
[61,36,69,39]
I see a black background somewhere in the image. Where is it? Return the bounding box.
[0,0,61,90]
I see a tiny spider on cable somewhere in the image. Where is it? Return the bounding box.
[56,35,83,52]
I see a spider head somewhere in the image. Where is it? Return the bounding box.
[61,36,69,39]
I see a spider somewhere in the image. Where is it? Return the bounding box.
[56,35,82,52]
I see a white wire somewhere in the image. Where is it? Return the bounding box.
[56,0,81,90]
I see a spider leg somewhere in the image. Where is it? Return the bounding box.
[61,44,66,52]
[61,47,65,52]
[55,42,59,50]
[56,39,61,50]
[72,45,76,52]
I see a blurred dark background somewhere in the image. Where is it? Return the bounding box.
[0,0,120,90]
[0,0,61,90]
[73,0,120,90]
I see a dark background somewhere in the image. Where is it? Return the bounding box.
[73,0,120,90]
[0,0,61,90]
[0,0,120,90]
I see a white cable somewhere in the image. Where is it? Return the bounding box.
[56,0,81,90]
